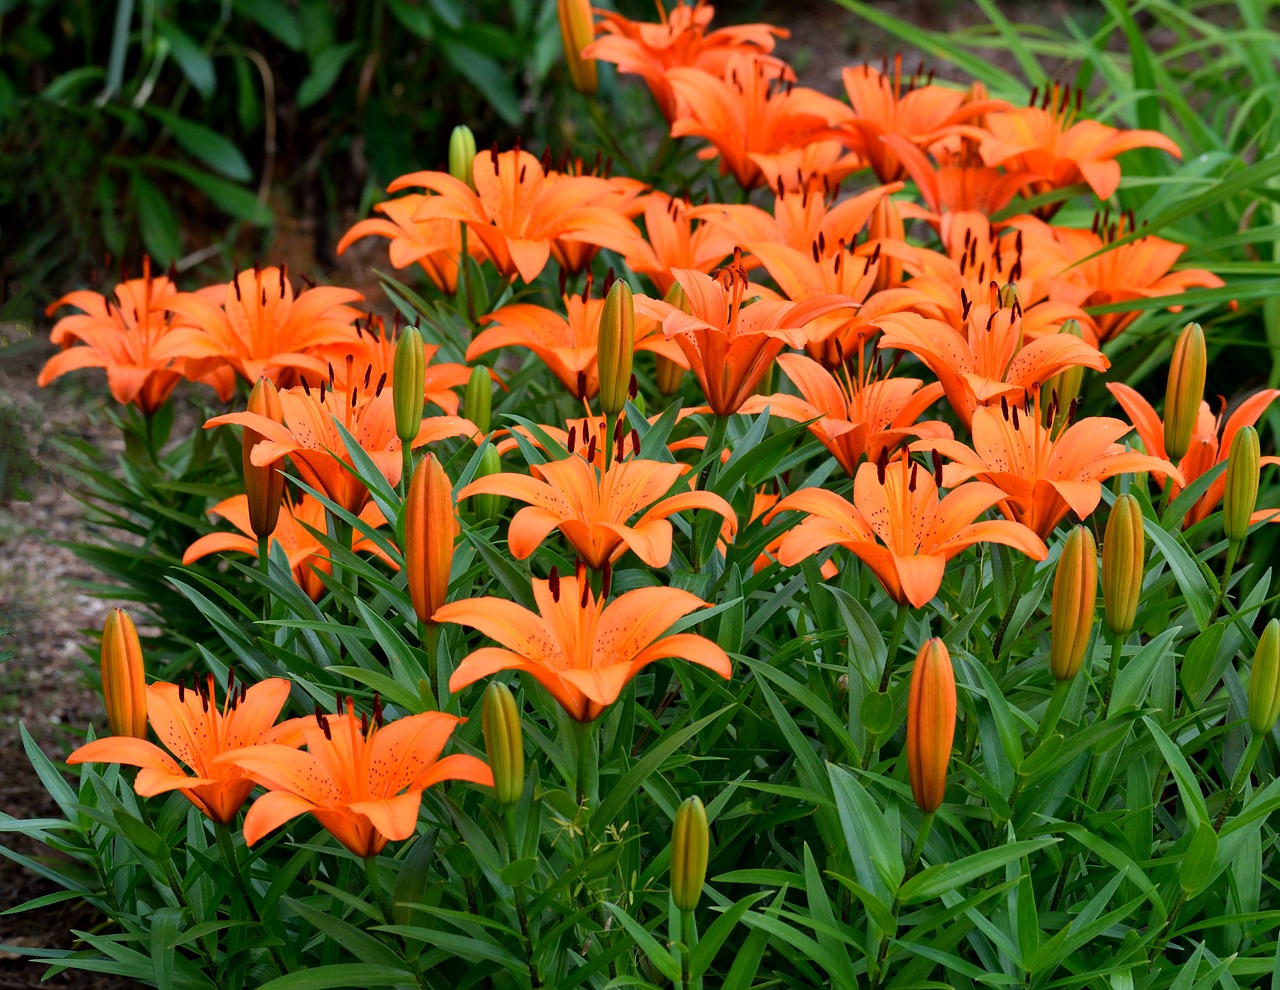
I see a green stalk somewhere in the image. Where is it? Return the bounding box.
[691,414,730,572]
[1101,631,1125,711]
[1036,678,1073,746]
[257,533,272,623]
[1209,541,1240,624]
[400,444,413,500]
[574,719,596,809]
[879,602,909,694]
[992,555,1034,667]
[1213,733,1264,831]
[504,807,541,987]
[215,822,290,975]
[679,908,699,990]
[905,810,935,880]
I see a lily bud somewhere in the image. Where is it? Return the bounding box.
[597,278,635,417]
[1223,426,1260,544]
[394,326,426,446]
[1163,322,1206,462]
[482,682,524,806]
[906,638,955,813]
[671,796,709,911]
[1048,320,1085,427]
[101,608,147,739]
[465,365,493,435]
[1102,494,1144,637]
[1248,618,1280,735]
[471,444,504,522]
[655,282,688,396]
[449,125,477,188]
[868,194,904,293]
[405,453,456,624]
[243,377,285,540]
[557,0,597,96]
[1051,526,1097,680]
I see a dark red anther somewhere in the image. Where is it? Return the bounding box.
[319,381,327,403]
[279,265,286,294]
[227,667,236,699]
[233,277,242,301]
[631,428,641,458]
[373,692,384,728]
[300,273,316,289]
[518,164,527,183]
[818,231,826,254]
[1012,405,1020,430]
[301,375,312,396]
[328,361,336,386]
[909,462,918,492]
[178,680,185,703]
[586,435,598,463]
[811,241,820,263]
[1001,395,1010,420]
[931,450,944,488]
[567,425,577,454]
[876,446,889,485]
[629,374,638,400]
[541,146,552,172]
[602,267,616,296]
[580,573,590,608]
[361,710,369,734]
[601,560,613,599]
[363,364,372,390]
[577,370,588,398]
[960,288,972,321]
[548,566,561,601]
[375,372,387,397]
[261,288,267,307]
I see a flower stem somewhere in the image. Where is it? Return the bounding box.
[905,810,935,880]
[574,720,596,809]
[879,602,909,694]
[1101,631,1125,712]
[1209,541,1239,624]
[691,414,730,572]
[257,533,272,622]
[679,907,698,990]
[504,807,541,987]
[992,555,1034,669]
[215,822,291,975]
[1214,733,1263,831]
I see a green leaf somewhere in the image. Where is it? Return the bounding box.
[1144,716,1210,828]
[145,107,251,181]
[156,22,215,98]
[255,964,418,989]
[298,42,361,109]
[232,0,304,49]
[499,857,538,886]
[439,41,521,125]
[689,892,770,978]
[897,839,1058,904]
[131,171,181,264]
[1179,820,1219,893]
[140,157,271,225]
[150,907,182,990]
[1144,520,1213,629]
[827,763,901,898]
[604,903,680,982]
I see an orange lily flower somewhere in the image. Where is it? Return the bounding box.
[585,0,789,123]
[876,283,1109,428]
[459,448,737,568]
[336,193,486,294]
[220,701,491,856]
[896,213,1092,340]
[469,280,680,401]
[979,83,1181,200]
[316,320,473,415]
[666,54,852,190]
[547,166,649,275]
[923,401,1184,539]
[493,411,708,467]
[183,494,394,601]
[68,676,300,824]
[740,350,950,475]
[437,573,732,722]
[390,148,640,284]
[766,454,1047,608]
[750,140,864,196]
[882,137,1039,229]
[1047,212,1226,343]
[624,192,735,294]
[836,58,1006,183]
[1107,382,1280,528]
[634,258,854,416]
[155,265,364,386]
[39,259,235,413]
[206,379,478,515]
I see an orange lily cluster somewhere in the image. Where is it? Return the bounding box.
[69,675,491,856]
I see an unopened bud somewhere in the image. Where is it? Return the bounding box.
[557,0,598,96]
[1048,320,1085,427]
[449,126,477,188]
[482,682,524,806]
[244,377,284,540]
[101,608,147,739]
[465,365,493,435]
[906,638,955,813]
[868,195,904,293]
[1102,493,1144,637]
[1163,322,1206,462]
[404,454,456,624]
[998,282,1020,308]
[1248,618,1280,735]
[393,326,426,445]
[1223,425,1260,544]
[655,282,689,395]
[1051,526,1097,680]
[598,279,635,417]
[471,444,503,522]
[671,796,709,911]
